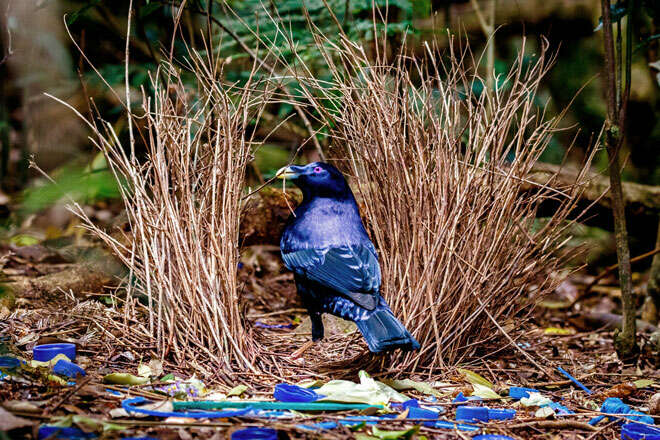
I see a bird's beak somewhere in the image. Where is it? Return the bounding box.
[276,166,300,180]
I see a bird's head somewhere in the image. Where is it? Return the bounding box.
[276,162,351,199]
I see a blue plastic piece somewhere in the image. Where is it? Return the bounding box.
[456,406,516,423]
[122,397,251,419]
[122,438,160,440]
[38,426,96,439]
[52,360,86,378]
[273,383,321,402]
[557,366,592,394]
[590,398,655,426]
[473,436,515,440]
[255,322,294,329]
[426,420,481,431]
[456,406,489,422]
[488,408,516,420]
[403,399,420,408]
[543,401,574,415]
[621,423,660,440]
[231,427,278,440]
[408,406,440,420]
[0,356,22,368]
[33,343,76,362]
[297,415,399,431]
[453,392,482,403]
[508,386,539,399]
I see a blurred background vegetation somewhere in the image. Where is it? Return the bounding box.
[0,0,658,270]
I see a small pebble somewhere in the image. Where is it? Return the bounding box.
[649,392,660,416]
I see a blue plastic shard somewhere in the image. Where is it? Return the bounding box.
[38,426,96,439]
[231,427,278,440]
[456,406,516,423]
[508,386,539,400]
[557,366,592,394]
[427,420,481,431]
[407,406,440,421]
[53,360,86,378]
[473,435,515,440]
[0,356,22,368]
[273,383,321,402]
[543,401,573,415]
[453,392,482,403]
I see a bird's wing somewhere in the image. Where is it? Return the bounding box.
[282,244,381,310]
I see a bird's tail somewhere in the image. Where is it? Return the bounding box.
[355,307,420,353]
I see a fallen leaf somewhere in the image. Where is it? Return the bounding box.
[600,382,636,399]
[227,384,248,397]
[470,383,501,399]
[137,359,163,378]
[535,406,556,418]
[381,378,444,397]
[371,425,419,439]
[544,327,575,335]
[634,379,655,389]
[458,368,495,389]
[103,373,149,386]
[0,406,33,431]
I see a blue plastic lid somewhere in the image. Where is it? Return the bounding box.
[33,343,76,362]
[621,423,660,440]
[488,408,516,420]
[508,386,539,399]
[273,383,320,402]
[402,399,420,409]
[231,427,278,440]
[456,406,489,422]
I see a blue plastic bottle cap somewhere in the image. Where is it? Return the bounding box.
[231,427,278,440]
[456,406,489,422]
[488,408,516,420]
[508,386,539,399]
[621,423,660,440]
[33,343,76,362]
[0,356,21,368]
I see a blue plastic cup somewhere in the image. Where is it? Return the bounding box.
[621,423,660,440]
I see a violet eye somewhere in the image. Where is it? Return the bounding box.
[314,166,322,173]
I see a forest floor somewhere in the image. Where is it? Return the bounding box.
[1,213,660,439]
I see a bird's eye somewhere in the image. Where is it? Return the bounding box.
[313,166,323,173]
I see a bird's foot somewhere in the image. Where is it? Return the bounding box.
[290,340,315,359]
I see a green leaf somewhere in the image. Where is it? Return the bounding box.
[458,368,495,389]
[633,379,655,388]
[227,384,248,397]
[161,373,175,382]
[371,425,419,440]
[103,373,149,386]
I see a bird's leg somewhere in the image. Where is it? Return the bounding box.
[290,312,323,359]
[310,312,325,342]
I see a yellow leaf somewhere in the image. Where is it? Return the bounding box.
[227,384,248,397]
[633,379,655,388]
[458,368,495,389]
[544,327,575,335]
[471,383,501,399]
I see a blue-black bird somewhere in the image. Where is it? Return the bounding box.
[277,162,420,354]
